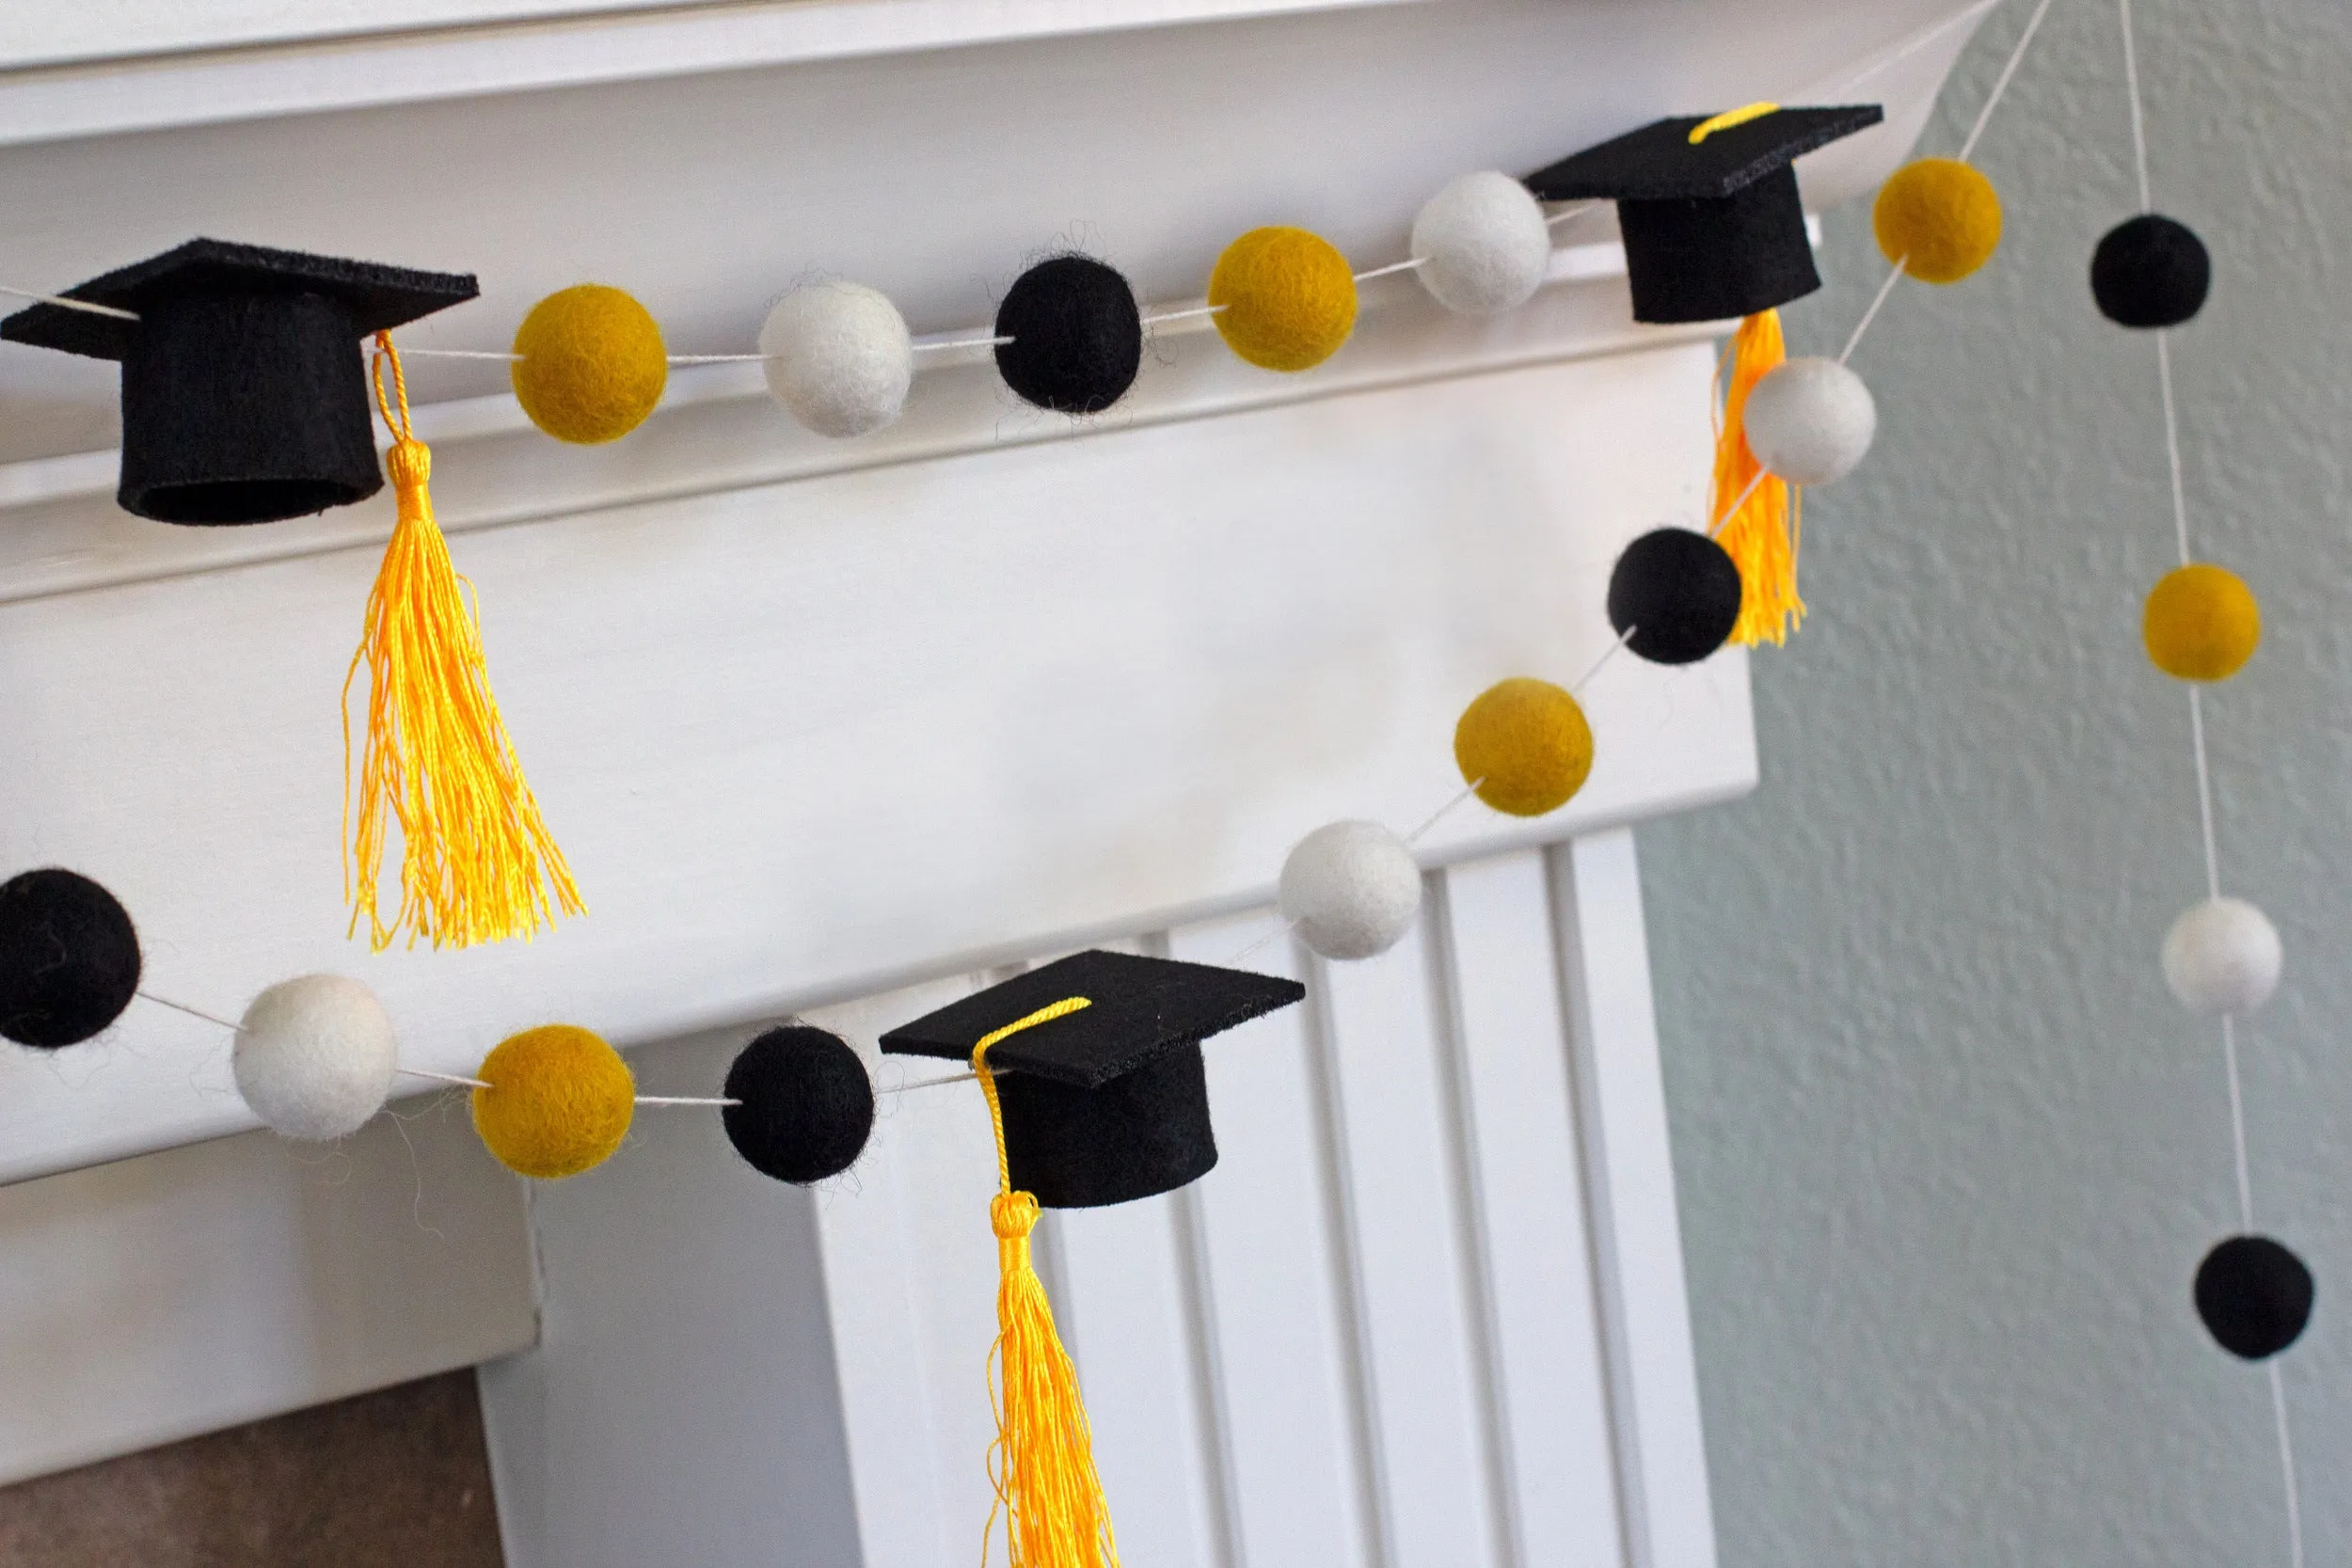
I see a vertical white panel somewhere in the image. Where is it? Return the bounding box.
[475,1025,862,1568]
[1316,896,1506,1568]
[805,976,1008,1568]
[1170,911,1375,1568]
[0,1092,534,1488]
[1056,1192,1226,1565]
[1549,831,1718,1568]
[1438,848,1627,1568]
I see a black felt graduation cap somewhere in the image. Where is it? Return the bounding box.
[1525,104,1883,325]
[1,238,477,526]
[881,949,1304,1209]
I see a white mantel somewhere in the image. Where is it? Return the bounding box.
[0,2,1989,1562]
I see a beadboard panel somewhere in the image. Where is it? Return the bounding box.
[479,830,1708,1568]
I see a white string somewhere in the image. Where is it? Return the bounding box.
[1572,628,1635,694]
[136,990,242,1033]
[1958,0,2061,163]
[2268,1362,2307,1568]
[633,1094,741,1106]
[2119,0,2154,214]
[914,334,1015,352]
[1709,469,1769,539]
[1406,779,1484,847]
[2188,688,2221,901]
[1819,0,2002,100]
[0,283,138,320]
[2219,1018,2253,1229]
[2156,330,2191,564]
[882,1069,978,1095]
[1142,304,1225,325]
[1353,258,1424,282]
[1840,256,1909,364]
[399,1066,494,1090]
[393,347,523,360]
[1544,201,1598,229]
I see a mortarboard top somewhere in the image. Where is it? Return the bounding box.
[1525,104,1884,325]
[1,238,478,526]
[882,949,1304,1209]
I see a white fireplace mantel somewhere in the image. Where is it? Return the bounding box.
[0,2,1989,1562]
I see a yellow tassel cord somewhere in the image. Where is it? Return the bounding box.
[971,997,1120,1568]
[345,334,585,950]
[1708,309,1804,647]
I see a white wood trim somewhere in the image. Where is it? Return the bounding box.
[0,1096,535,1487]
[0,0,1437,144]
[1549,829,1719,1568]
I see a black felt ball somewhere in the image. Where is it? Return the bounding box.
[0,868,142,1049]
[1607,528,1745,665]
[994,255,1143,415]
[723,1025,876,1184]
[2195,1234,2312,1360]
[2091,214,2210,329]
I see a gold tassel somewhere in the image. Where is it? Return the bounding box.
[1708,309,1805,647]
[972,998,1120,1568]
[345,333,584,951]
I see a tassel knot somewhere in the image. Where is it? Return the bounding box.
[386,436,431,490]
[993,1190,1041,1242]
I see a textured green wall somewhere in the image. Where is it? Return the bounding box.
[1642,0,2352,1560]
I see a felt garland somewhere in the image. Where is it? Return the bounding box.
[2102,0,2307,1558]
[0,12,2086,1560]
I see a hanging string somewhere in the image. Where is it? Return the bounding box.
[2109,0,2302,1560]
[0,284,138,320]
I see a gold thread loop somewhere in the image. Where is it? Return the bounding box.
[1690,102,1780,143]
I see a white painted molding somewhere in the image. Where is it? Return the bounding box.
[0,1097,534,1486]
[0,0,1438,141]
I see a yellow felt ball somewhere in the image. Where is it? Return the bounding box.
[1454,677,1595,817]
[511,284,668,444]
[471,1023,636,1179]
[1872,159,2003,285]
[1208,227,1358,372]
[2144,563,2260,681]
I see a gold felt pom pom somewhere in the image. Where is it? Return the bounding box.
[1208,227,1358,372]
[2144,562,2260,681]
[1454,677,1595,817]
[1873,159,2003,285]
[511,284,668,443]
[471,1023,636,1179]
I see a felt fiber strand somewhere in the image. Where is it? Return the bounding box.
[1708,310,1803,646]
[346,334,583,951]
[970,996,1120,1568]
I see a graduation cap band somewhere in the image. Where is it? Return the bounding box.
[973,995,1093,1188]
[1688,102,1781,143]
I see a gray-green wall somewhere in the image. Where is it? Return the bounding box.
[1642,0,2352,1560]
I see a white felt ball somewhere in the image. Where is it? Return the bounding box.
[1279,820,1423,960]
[1411,171,1553,317]
[233,975,400,1141]
[758,281,914,438]
[2161,897,2282,1017]
[1743,356,1878,484]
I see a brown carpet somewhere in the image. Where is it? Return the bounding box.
[0,1370,504,1567]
